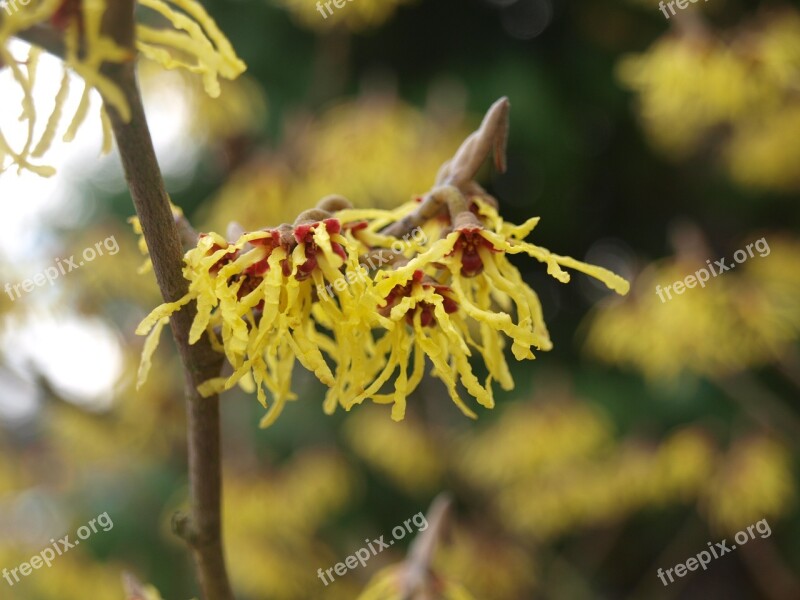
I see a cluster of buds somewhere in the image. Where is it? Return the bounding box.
[136,98,630,426]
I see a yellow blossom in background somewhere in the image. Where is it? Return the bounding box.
[357,564,475,600]
[740,237,800,344]
[725,104,800,192]
[200,159,304,235]
[67,224,161,305]
[0,548,126,599]
[585,260,747,380]
[344,407,444,493]
[447,395,716,543]
[434,528,536,600]
[273,0,415,32]
[290,98,468,207]
[0,0,245,175]
[617,9,800,191]
[219,452,361,600]
[585,234,800,381]
[617,34,767,157]
[702,436,795,535]
[491,425,714,540]
[456,400,614,488]
[200,96,469,233]
[651,427,717,505]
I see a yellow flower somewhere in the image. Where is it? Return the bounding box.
[702,436,795,535]
[585,234,800,380]
[353,191,628,418]
[273,0,415,32]
[617,9,800,191]
[200,95,469,233]
[455,401,614,489]
[494,427,714,540]
[434,528,536,600]
[220,452,361,600]
[1,0,130,175]
[357,565,476,600]
[1,0,245,175]
[136,98,629,426]
[136,216,378,426]
[725,103,800,192]
[344,407,444,493]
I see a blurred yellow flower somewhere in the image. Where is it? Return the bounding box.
[221,451,362,599]
[585,235,800,380]
[273,0,414,32]
[344,408,444,493]
[493,427,715,540]
[0,547,125,599]
[200,96,469,233]
[456,400,614,488]
[357,564,475,600]
[435,528,536,600]
[725,104,800,192]
[617,9,800,191]
[702,435,795,535]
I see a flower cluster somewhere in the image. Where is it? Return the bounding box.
[585,234,800,380]
[136,98,630,426]
[617,9,800,191]
[0,0,245,175]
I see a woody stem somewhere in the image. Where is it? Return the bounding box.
[98,1,234,597]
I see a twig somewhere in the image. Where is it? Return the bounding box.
[401,493,454,600]
[97,1,234,597]
[380,97,509,240]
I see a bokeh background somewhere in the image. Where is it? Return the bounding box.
[1,0,799,598]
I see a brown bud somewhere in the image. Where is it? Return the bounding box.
[316,195,352,213]
[453,210,482,231]
[294,208,331,224]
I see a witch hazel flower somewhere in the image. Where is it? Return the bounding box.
[135,97,630,426]
[1,0,245,175]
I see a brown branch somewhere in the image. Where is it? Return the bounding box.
[14,24,66,57]
[98,2,233,598]
[380,97,510,240]
[399,493,454,600]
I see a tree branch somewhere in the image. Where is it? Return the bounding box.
[98,2,234,596]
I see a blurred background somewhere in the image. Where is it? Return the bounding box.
[1,0,799,598]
